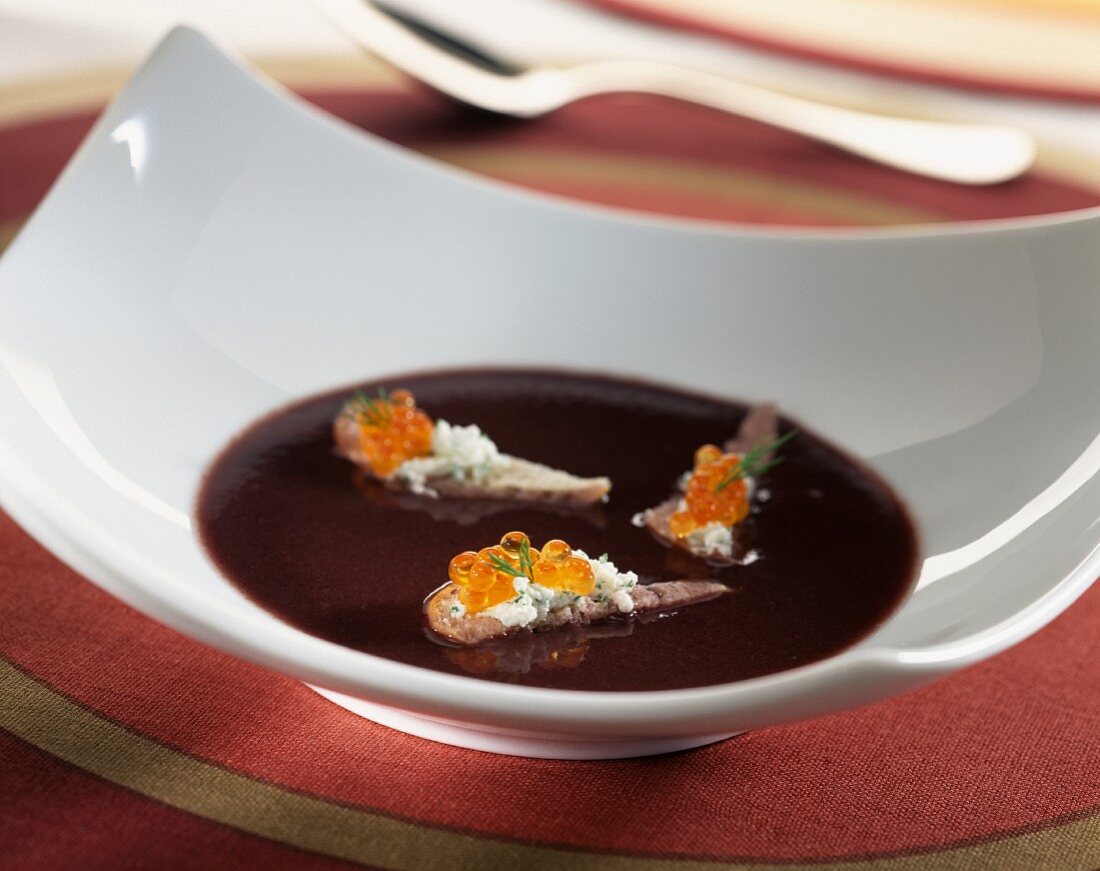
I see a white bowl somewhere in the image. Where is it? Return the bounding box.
[1,27,1098,759]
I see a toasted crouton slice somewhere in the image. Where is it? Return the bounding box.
[426,579,728,647]
[334,412,610,507]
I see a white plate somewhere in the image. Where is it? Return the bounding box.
[1,27,1098,759]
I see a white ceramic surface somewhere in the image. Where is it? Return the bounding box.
[1,27,1098,758]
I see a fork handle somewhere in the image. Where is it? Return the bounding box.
[557,60,1035,185]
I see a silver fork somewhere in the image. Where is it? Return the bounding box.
[313,0,1036,185]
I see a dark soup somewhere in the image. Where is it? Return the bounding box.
[197,369,918,692]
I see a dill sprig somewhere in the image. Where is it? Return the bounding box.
[487,554,523,577]
[487,537,535,580]
[519,538,535,578]
[350,387,392,428]
[714,429,799,492]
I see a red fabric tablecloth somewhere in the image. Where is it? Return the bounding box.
[1,63,1098,869]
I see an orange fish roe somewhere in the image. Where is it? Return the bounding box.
[448,531,595,614]
[349,388,434,477]
[668,443,751,539]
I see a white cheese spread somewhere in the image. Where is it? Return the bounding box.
[394,420,500,496]
[686,522,734,559]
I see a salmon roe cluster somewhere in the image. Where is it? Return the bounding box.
[350,388,434,477]
[448,531,596,614]
[668,444,751,539]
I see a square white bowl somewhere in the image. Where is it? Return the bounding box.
[1,27,1098,758]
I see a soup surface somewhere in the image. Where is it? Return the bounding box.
[197,370,918,691]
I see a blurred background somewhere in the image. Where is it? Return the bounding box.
[3,0,1100,229]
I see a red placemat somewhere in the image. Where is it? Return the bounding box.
[1,62,1099,869]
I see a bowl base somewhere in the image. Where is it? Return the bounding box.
[309,685,740,759]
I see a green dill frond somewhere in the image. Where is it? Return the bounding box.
[349,387,393,428]
[487,553,526,579]
[518,538,535,579]
[488,540,537,581]
[715,429,799,492]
